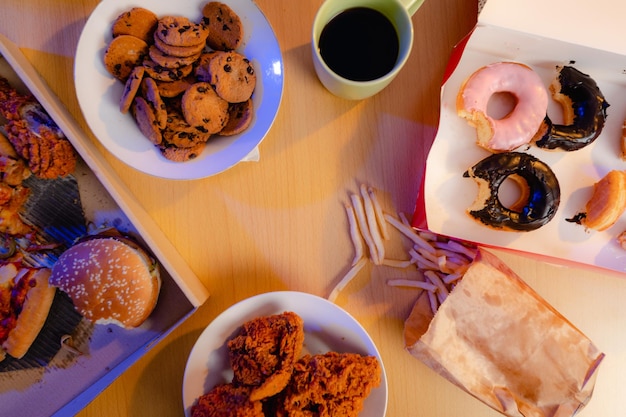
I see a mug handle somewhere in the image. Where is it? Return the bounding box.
[399,0,426,16]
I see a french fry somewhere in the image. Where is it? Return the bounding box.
[383,206,476,315]
[384,213,436,253]
[351,193,381,265]
[382,258,414,268]
[387,279,437,291]
[409,248,439,270]
[427,290,439,315]
[368,186,389,240]
[399,212,411,228]
[360,184,385,263]
[333,185,477,309]
[424,270,449,299]
[441,240,478,260]
[328,257,367,303]
[416,246,440,265]
[345,204,364,266]
[442,272,463,285]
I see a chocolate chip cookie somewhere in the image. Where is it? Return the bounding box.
[104,34,149,81]
[119,65,145,113]
[201,2,244,51]
[181,82,229,134]
[201,51,256,103]
[155,16,209,47]
[111,7,158,43]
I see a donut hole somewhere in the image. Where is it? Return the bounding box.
[497,174,530,212]
[487,92,518,120]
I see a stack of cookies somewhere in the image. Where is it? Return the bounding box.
[103,2,256,162]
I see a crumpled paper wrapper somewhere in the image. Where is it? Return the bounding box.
[404,248,604,417]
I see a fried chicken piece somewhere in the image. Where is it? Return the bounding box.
[191,383,263,417]
[0,184,32,236]
[227,311,305,401]
[0,132,32,236]
[0,77,76,179]
[3,112,76,179]
[0,132,30,186]
[275,352,382,417]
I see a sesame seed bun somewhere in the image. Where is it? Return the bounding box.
[49,235,161,328]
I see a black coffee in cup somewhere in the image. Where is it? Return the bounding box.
[318,7,399,82]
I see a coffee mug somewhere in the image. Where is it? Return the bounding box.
[312,0,424,100]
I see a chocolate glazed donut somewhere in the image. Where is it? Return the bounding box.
[463,152,560,231]
[535,66,609,151]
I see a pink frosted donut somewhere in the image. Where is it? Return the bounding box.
[457,62,548,152]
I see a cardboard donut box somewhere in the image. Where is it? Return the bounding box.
[417,0,626,274]
[0,34,209,417]
[411,0,626,415]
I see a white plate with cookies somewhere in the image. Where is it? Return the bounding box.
[75,0,283,179]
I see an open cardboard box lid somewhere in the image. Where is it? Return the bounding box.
[0,34,210,416]
[415,0,626,274]
[479,0,626,57]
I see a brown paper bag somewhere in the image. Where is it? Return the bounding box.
[404,249,604,417]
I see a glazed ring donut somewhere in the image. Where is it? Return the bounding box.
[535,66,609,151]
[457,62,549,152]
[463,152,560,231]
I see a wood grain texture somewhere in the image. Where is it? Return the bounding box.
[1,1,623,416]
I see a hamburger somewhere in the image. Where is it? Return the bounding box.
[49,228,161,329]
[0,263,55,361]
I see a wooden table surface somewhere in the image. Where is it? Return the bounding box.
[1,0,625,416]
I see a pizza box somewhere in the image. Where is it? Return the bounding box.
[0,33,210,417]
[415,0,626,274]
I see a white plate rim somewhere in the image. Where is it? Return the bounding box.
[182,291,388,417]
[74,0,284,180]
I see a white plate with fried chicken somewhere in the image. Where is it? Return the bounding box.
[182,291,388,417]
[74,0,283,179]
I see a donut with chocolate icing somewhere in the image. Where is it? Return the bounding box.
[457,62,549,152]
[535,66,609,151]
[463,152,560,231]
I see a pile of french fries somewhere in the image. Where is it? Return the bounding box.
[329,185,478,314]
